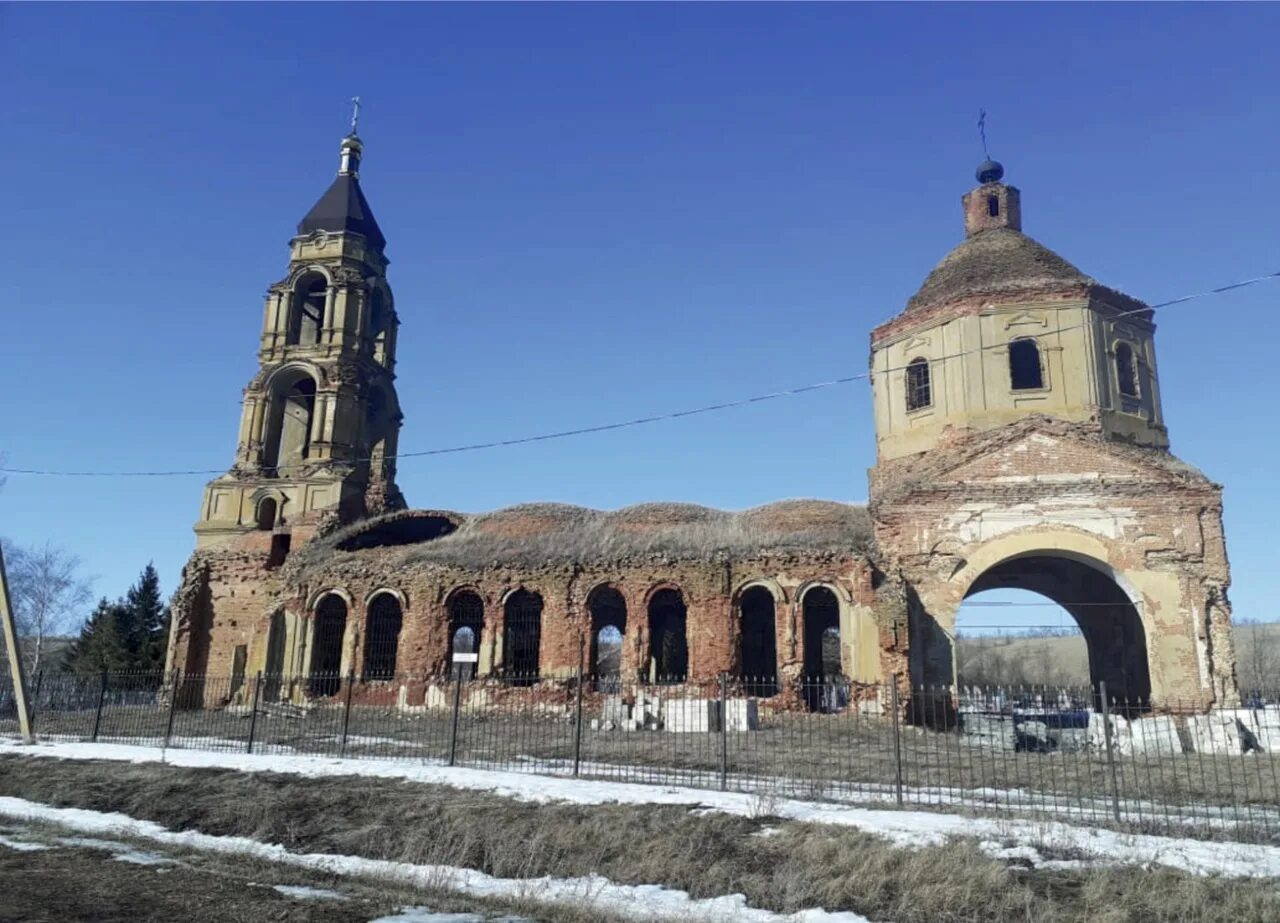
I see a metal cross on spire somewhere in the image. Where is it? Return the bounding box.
[350,96,361,136]
[978,108,990,159]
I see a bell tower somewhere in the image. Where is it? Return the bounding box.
[869,159,1168,463]
[194,127,406,551]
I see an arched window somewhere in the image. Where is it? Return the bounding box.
[447,591,484,680]
[255,497,277,531]
[362,593,403,681]
[1115,342,1139,398]
[802,587,843,712]
[263,609,287,702]
[1008,338,1044,390]
[647,588,688,684]
[263,375,317,475]
[309,594,347,697]
[905,358,932,411]
[589,587,627,690]
[503,590,543,684]
[368,288,387,337]
[739,587,778,696]
[802,587,841,679]
[287,273,327,346]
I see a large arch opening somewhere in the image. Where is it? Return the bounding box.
[362,593,403,681]
[738,587,778,696]
[503,590,543,684]
[588,587,627,692]
[262,373,317,476]
[287,272,327,346]
[802,587,843,711]
[308,594,347,697]
[961,553,1150,707]
[447,591,484,680]
[647,589,688,684]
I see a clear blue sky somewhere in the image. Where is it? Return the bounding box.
[1,3,1276,632]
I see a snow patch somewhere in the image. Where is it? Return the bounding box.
[0,833,50,852]
[2,740,1276,879]
[0,796,876,923]
[272,884,346,901]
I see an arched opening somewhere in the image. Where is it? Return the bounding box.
[447,591,484,680]
[368,288,387,337]
[588,587,627,691]
[1008,338,1044,390]
[962,553,1151,709]
[362,593,403,681]
[802,587,843,711]
[287,272,327,346]
[1115,342,1139,398]
[255,497,277,531]
[956,586,1086,690]
[905,358,932,412]
[308,595,347,697]
[263,609,286,702]
[262,374,317,476]
[738,587,778,696]
[647,588,688,684]
[503,590,543,684]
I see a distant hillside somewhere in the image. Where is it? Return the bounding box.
[956,621,1280,691]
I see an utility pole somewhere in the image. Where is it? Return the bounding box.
[0,544,33,743]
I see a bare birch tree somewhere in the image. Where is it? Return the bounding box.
[0,540,92,674]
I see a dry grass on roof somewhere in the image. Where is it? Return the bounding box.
[303,499,872,570]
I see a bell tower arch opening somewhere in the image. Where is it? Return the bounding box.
[958,552,1151,708]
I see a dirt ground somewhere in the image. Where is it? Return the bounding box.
[2,754,1280,923]
[0,819,543,923]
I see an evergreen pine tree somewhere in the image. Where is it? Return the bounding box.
[64,598,129,673]
[119,563,169,670]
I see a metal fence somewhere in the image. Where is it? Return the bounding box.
[2,669,1278,843]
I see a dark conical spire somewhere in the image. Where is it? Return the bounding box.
[297,127,385,251]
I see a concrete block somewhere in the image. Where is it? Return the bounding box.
[1188,713,1243,754]
[423,685,449,711]
[664,698,720,733]
[602,696,630,725]
[960,713,1016,750]
[1087,712,1132,755]
[724,698,759,732]
[1130,715,1183,755]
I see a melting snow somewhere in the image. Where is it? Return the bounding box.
[0,796,876,923]
[272,884,347,901]
[0,833,50,852]
[1,740,1275,879]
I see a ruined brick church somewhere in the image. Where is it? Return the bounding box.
[166,132,1238,710]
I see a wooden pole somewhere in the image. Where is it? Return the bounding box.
[0,544,34,743]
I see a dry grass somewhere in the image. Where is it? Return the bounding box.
[2,755,1279,923]
[298,499,873,569]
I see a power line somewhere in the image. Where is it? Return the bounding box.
[1,268,1275,479]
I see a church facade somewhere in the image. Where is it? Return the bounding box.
[165,136,1238,711]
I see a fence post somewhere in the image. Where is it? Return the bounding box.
[719,672,729,792]
[889,674,904,807]
[90,671,108,743]
[1099,680,1122,824]
[163,669,181,749]
[246,671,262,754]
[447,667,463,767]
[339,671,355,758]
[573,638,586,778]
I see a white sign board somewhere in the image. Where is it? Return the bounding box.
[451,652,479,664]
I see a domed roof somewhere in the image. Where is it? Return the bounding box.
[304,499,871,568]
[905,226,1094,314]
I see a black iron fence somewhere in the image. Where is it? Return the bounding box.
[2,669,1278,843]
